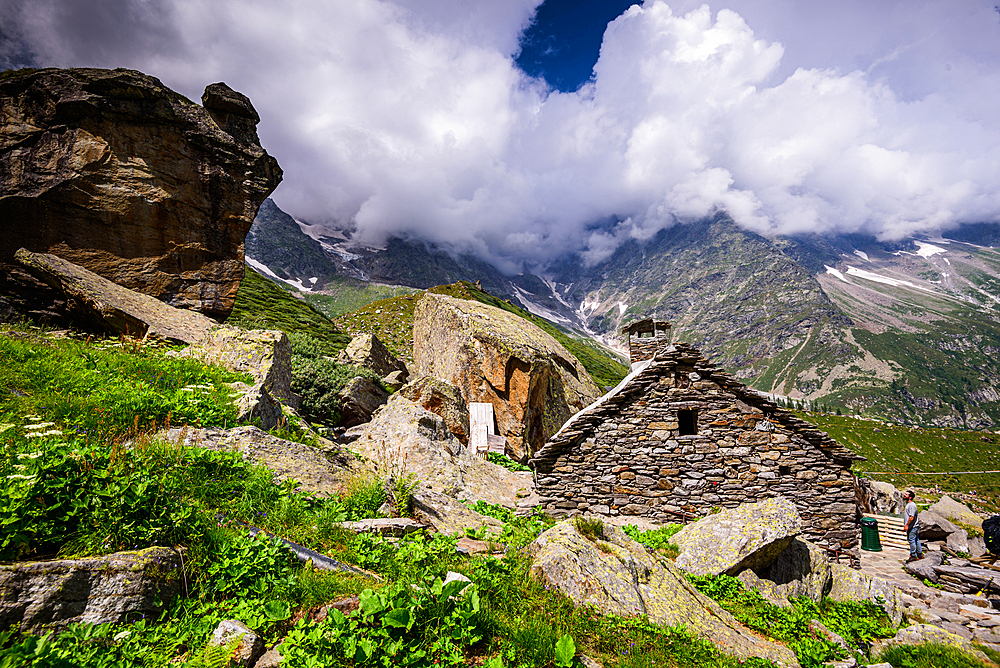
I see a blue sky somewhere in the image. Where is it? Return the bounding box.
[516,0,639,92]
[2,0,1000,270]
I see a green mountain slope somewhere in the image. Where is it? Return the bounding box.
[229,266,349,353]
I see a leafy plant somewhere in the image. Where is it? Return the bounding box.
[486,452,531,472]
[622,524,683,558]
[554,633,576,667]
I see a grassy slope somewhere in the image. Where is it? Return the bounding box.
[228,267,350,353]
[800,411,1000,513]
[333,280,629,387]
[305,276,420,319]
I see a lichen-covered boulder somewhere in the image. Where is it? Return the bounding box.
[528,520,799,667]
[183,326,299,409]
[0,68,280,320]
[337,376,389,427]
[162,426,355,497]
[349,395,531,508]
[672,497,802,576]
[872,624,990,664]
[828,563,903,625]
[210,619,264,668]
[929,495,983,531]
[14,249,216,343]
[399,375,470,445]
[412,293,600,460]
[0,547,181,633]
[338,333,408,379]
[411,489,504,536]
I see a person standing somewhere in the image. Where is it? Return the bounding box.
[903,490,922,562]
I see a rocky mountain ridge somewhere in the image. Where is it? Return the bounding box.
[249,201,1000,429]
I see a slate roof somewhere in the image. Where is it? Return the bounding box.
[530,342,862,470]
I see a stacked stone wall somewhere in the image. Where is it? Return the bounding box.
[533,364,860,552]
[628,333,669,364]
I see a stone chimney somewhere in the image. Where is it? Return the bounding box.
[621,319,672,365]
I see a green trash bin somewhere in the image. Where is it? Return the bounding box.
[861,517,882,552]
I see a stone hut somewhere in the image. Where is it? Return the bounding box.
[528,325,864,552]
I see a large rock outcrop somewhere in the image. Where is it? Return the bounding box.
[0,547,181,633]
[929,495,983,531]
[338,333,408,379]
[0,68,281,321]
[528,520,799,667]
[671,497,802,576]
[412,294,600,460]
[14,249,216,343]
[346,394,532,508]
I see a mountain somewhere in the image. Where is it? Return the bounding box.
[247,200,1000,429]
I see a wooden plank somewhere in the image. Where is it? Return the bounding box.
[471,422,489,455]
[469,402,495,435]
[486,434,506,454]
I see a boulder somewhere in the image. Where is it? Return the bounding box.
[383,371,407,392]
[872,623,990,664]
[337,376,389,427]
[398,375,470,445]
[411,489,504,536]
[210,619,264,668]
[412,293,600,460]
[253,646,283,668]
[182,326,299,409]
[348,395,531,508]
[0,68,281,320]
[918,510,960,541]
[0,547,181,633]
[672,497,802,576]
[904,551,945,583]
[828,563,904,625]
[162,426,355,497]
[338,333,407,379]
[858,479,906,515]
[528,520,799,667]
[759,537,832,604]
[929,495,983,531]
[947,529,971,555]
[969,536,988,559]
[14,249,217,343]
[340,518,429,537]
[228,381,285,430]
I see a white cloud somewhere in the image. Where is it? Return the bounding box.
[4,0,1000,271]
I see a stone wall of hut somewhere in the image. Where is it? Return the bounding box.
[532,368,860,552]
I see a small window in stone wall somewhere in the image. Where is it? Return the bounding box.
[678,409,697,436]
[779,465,791,476]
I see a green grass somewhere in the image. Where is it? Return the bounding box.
[798,410,1000,512]
[229,267,350,353]
[0,326,248,439]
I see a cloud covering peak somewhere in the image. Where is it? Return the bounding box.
[3,0,999,270]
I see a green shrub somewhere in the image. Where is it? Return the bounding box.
[198,529,299,599]
[282,575,482,668]
[290,355,384,426]
[876,642,994,667]
[486,452,531,471]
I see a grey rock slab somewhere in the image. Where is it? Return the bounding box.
[0,547,181,634]
[341,518,429,537]
[337,376,389,428]
[411,489,503,536]
[15,249,217,344]
[929,495,983,531]
[918,510,960,541]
